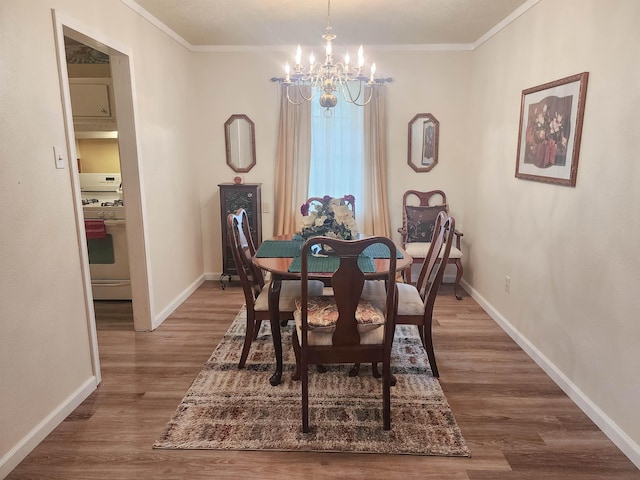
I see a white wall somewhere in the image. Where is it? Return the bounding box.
[0,0,206,473]
[191,49,472,276]
[465,0,640,460]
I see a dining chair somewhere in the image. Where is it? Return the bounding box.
[395,211,454,378]
[227,209,324,369]
[397,189,464,299]
[292,236,398,432]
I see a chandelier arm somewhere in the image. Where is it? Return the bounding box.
[340,81,374,107]
[285,85,310,106]
[340,79,364,103]
[297,83,316,102]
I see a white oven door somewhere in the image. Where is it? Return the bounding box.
[87,219,131,300]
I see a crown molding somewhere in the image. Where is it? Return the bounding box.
[121,0,540,54]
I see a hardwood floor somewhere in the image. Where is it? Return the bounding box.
[7,282,639,479]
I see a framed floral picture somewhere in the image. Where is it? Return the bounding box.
[408,113,439,172]
[515,72,589,187]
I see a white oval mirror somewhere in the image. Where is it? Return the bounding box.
[225,114,256,173]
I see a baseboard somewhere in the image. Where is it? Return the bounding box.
[152,275,207,330]
[204,271,222,281]
[0,377,97,479]
[460,279,640,469]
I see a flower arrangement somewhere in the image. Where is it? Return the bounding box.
[300,195,357,240]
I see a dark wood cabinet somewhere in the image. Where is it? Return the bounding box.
[218,183,262,284]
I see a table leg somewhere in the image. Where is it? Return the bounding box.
[268,277,283,386]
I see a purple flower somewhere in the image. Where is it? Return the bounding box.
[322,195,332,202]
[300,203,309,216]
[344,194,355,204]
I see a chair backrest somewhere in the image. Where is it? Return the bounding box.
[299,236,396,348]
[305,195,356,216]
[227,209,264,306]
[415,211,455,308]
[400,190,449,245]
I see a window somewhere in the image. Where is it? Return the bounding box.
[308,99,364,216]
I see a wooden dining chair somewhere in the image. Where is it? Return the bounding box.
[227,209,324,369]
[397,189,464,299]
[292,236,398,432]
[395,211,454,378]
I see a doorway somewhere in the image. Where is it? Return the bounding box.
[53,10,154,380]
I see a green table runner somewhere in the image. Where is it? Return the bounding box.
[288,255,376,273]
[255,240,303,258]
[258,238,403,260]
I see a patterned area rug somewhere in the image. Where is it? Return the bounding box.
[154,308,470,456]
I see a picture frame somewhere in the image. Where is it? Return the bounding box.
[515,72,589,187]
[408,113,439,172]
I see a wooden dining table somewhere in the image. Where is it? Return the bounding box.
[251,235,412,386]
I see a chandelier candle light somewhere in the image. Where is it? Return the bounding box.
[272,0,391,114]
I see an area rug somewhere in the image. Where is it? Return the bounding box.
[154,308,470,456]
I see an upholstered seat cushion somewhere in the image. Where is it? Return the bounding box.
[294,311,385,346]
[294,296,385,332]
[361,281,424,317]
[254,280,324,312]
[396,283,425,316]
[359,280,388,312]
[404,242,462,259]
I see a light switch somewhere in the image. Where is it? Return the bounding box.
[262,202,270,213]
[53,146,65,169]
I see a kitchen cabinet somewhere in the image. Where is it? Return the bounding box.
[219,183,262,287]
[69,78,115,125]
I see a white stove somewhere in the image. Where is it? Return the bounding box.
[80,173,131,300]
[80,173,125,220]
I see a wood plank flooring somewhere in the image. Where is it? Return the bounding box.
[7,282,640,479]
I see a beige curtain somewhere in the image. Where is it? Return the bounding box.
[363,87,391,237]
[273,85,312,236]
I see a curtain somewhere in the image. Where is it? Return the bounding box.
[363,87,391,236]
[308,95,364,227]
[273,85,312,236]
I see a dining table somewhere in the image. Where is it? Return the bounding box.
[251,234,412,386]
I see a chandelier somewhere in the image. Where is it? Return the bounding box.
[272,0,391,114]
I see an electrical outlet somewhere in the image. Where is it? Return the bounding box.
[53,146,65,169]
[505,276,511,293]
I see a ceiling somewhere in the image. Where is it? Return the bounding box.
[128,0,533,49]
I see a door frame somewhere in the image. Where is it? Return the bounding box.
[52,10,154,381]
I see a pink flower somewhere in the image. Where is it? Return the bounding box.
[300,203,310,216]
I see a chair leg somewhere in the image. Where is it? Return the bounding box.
[252,318,261,340]
[453,258,463,300]
[348,363,361,377]
[291,329,301,381]
[422,320,439,378]
[238,313,255,369]
[404,265,412,285]
[382,359,391,430]
[302,358,310,433]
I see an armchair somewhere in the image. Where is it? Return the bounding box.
[397,190,464,299]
